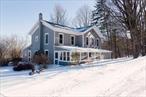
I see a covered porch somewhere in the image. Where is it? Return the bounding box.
[54,46,112,65]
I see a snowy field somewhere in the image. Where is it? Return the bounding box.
[0,56,146,97]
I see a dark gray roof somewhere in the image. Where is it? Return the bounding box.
[43,20,92,33]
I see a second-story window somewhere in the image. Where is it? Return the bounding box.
[71,36,75,45]
[96,39,99,46]
[45,33,48,44]
[86,37,88,45]
[35,36,38,41]
[28,50,31,61]
[59,34,63,44]
[91,38,94,45]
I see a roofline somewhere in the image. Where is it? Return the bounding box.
[28,21,39,35]
[42,21,82,35]
[28,20,105,39]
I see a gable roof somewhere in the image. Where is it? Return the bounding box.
[29,20,105,39]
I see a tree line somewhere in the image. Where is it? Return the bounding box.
[50,0,146,58]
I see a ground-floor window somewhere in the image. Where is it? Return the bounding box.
[63,52,66,60]
[55,52,58,59]
[60,52,63,60]
[28,50,31,61]
[89,52,91,57]
[45,50,49,56]
[67,52,70,61]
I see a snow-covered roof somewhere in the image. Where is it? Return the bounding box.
[55,46,111,53]
[29,20,105,38]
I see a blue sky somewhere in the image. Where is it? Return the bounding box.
[0,0,95,39]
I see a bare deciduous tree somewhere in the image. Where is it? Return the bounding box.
[72,5,92,27]
[0,36,27,65]
[110,0,146,58]
[50,4,67,25]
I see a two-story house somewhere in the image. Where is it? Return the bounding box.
[23,13,111,65]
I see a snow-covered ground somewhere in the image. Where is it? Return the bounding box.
[0,56,146,97]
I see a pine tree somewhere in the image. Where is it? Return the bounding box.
[92,0,108,34]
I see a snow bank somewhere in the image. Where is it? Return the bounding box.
[0,56,146,97]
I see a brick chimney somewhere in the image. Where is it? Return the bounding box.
[39,13,43,20]
[39,13,44,52]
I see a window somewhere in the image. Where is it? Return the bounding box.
[59,33,64,44]
[89,52,91,57]
[45,50,48,56]
[55,52,58,59]
[28,50,31,61]
[67,52,70,61]
[71,36,75,45]
[60,52,63,60]
[91,38,94,45]
[45,33,49,44]
[96,39,99,46]
[63,52,66,60]
[86,37,88,45]
[35,36,38,41]
[28,50,31,57]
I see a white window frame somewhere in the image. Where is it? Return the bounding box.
[44,33,49,45]
[70,35,75,46]
[44,49,49,56]
[58,33,64,45]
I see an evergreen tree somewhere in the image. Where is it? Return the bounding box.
[92,0,108,34]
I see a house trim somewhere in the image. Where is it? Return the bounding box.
[83,26,105,39]
[42,21,82,35]
[29,21,39,35]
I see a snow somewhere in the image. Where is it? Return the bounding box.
[55,45,111,52]
[0,56,146,97]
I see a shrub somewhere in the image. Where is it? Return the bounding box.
[71,52,80,65]
[32,50,50,70]
[13,62,34,71]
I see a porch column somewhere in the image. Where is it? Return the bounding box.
[88,52,89,62]
[70,52,72,61]
[58,51,60,65]
[54,51,55,64]
[94,52,96,60]
[100,52,102,59]
[79,52,81,63]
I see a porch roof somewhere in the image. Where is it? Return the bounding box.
[55,46,112,53]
